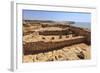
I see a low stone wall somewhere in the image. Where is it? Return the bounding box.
[23,36,85,54]
[39,29,69,35]
[24,29,70,36]
[70,26,91,45]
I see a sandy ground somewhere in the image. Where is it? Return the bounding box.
[23,43,90,63]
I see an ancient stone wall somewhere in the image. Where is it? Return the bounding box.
[41,24,69,28]
[23,36,85,54]
[39,29,69,35]
[70,26,91,44]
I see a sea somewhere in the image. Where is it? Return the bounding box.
[71,22,91,30]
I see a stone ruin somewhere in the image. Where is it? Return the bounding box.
[23,20,91,55]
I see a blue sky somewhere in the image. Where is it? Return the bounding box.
[23,10,91,23]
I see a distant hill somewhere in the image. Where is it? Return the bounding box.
[23,20,75,25]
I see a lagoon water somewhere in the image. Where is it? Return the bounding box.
[72,22,91,29]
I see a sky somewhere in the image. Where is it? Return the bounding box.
[23,10,91,23]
